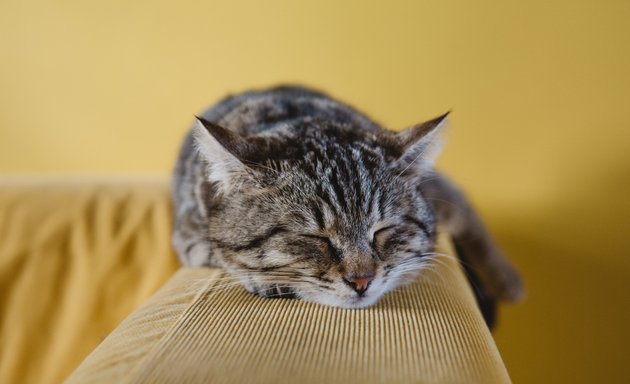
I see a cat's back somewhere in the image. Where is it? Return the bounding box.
[175,86,381,186]
[173,86,380,227]
[198,85,380,136]
[172,86,384,265]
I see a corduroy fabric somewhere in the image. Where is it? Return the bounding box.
[67,234,510,384]
[0,177,180,384]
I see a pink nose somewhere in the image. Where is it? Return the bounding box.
[343,274,375,295]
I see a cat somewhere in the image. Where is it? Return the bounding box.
[171,86,523,326]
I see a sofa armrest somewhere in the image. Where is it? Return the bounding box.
[66,233,511,384]
[0,177,180,384]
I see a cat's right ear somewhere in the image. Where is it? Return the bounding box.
[192,117,252,194]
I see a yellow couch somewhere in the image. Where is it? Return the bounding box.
[1,178,510,383]
[0,178,179,384]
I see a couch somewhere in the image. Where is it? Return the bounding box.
[0,178,511,383]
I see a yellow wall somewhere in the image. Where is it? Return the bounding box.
[1,0,629,382]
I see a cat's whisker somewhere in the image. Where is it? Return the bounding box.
[183,276,239,282]
[414,175,442,187]
[204,283,245,291]
[424,265,448,284]
[428,252,479,271]
[424,253,465,275]
[420,257,466,288]
[425,254,488,297]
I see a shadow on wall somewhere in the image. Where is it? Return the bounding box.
[491,165,630,383]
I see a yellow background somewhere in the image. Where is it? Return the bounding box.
[1,0,629,382]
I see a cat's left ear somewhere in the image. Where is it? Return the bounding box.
[395,112,449,173]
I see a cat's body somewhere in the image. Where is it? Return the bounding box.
[172,86,522,324]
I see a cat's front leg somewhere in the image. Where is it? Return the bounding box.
[420,172,525,303]
[245,283,298,300]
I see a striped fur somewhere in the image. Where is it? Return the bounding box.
[172,86,523,310]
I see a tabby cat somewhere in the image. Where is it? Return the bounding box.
[172,86,522,326]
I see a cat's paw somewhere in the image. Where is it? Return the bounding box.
[486,262,526,303]
[249,285,298,300]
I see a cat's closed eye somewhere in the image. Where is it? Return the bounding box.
[300,234,342,261]
[372,225,396,242]
[372,219,432,256]
[371,225,397,254]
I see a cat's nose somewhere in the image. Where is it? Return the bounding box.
[343,273,375,296]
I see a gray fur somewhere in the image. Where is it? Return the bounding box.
[171,86,523,309]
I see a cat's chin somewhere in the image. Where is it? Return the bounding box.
[304,292,383,309]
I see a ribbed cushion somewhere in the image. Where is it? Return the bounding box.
[66,234,511,384]
[0,177,180,384]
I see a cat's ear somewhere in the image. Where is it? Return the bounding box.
[192,116,254,194]
[395,112,449,173]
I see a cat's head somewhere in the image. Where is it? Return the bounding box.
[193,114,447,308]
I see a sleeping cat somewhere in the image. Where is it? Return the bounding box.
[172,86,523,325]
